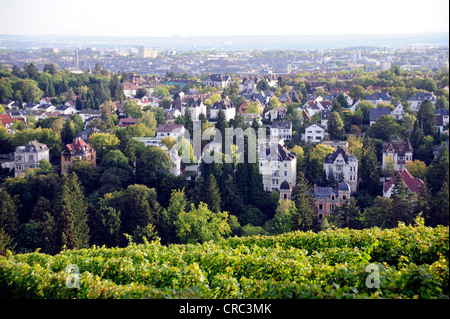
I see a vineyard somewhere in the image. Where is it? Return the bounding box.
[0,220,448,299]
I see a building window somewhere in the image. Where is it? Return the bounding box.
[318,213,323,221]
[284,171,287,176]
[343,195,347,200]
[319,204,323,210]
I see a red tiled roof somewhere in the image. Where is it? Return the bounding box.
[65,137,93,154]
[0,114,25,127]
[384,169,424,194]
[118,118,138,127]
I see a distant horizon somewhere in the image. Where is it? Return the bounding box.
[1,32,448,52]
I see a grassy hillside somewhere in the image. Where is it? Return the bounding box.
[0,220,448,299]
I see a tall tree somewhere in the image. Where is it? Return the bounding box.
[221,174,245,216]
[290,173,315,231]
[434,171,449,226]
[417,99,436,137]
[53,172,90,250]
[389,173,414,226]
[200,174,222,213]
[426,142,449,195]
[359,138,381,196]
[327,111,345,140]
[331,197,362,229]
[135,146,171,190]
[0,191,19,240]
[416,179,432,225]
[61,119,76,145]
[118,184,160,244]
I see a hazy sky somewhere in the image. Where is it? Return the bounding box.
[0,0,448,37]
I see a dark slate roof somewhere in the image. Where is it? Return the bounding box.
[323,147,356,164]
[436,109,449,116]
[309,186,336,198]
[280,180,291,190]
[365,92,391,101]
[211,99,234,110]
[369,108,391,122]
[321,109,331,120]
[271,121,292,129]
[338,181,350,192]
[408,92,436,101]
[16,140,49,153]
[277,144,296,161]
[382,138,413,154]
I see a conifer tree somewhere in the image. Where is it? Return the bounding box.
[221,174,245,216]
[54,172,90,250]
[0,191,19,240]
[434,170,449,226]
[290,173,315,231]
[202,174,221,213]
[359,137,381,196]
[41,210,57,254]
[389,173,414,226]
[416,179,432,225]
[327,111,345,140]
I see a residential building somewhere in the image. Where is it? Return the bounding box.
[167,148,181,176]
[383,169,424,198]
[264,106,287,122]
[61,137,96,175]
[270,121,292,141]
[321,140,348,151]
[408,92,437,111]
[78,109,101,123]
[156,124,186,139]
[174,96,207,121]
[239,76,259,91]
[391,103,405,120]
[309,182,351,222]
[323,148,358,192]
[203,74,232,89]
[382,138,413,172]
[122,82,140,98]
[118,118,138,128]
[321,109,331,129]
[369,108,391,125]
[302,100,332,117]
[54,105,78,115]
[0,114,26,132]
[258,142,297,199]
[210,98,236,122]
[364,92,392,106]
[134,137,162,148]
[303,122,325,143]
[436,109,449,133]
[14,140,50,177]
